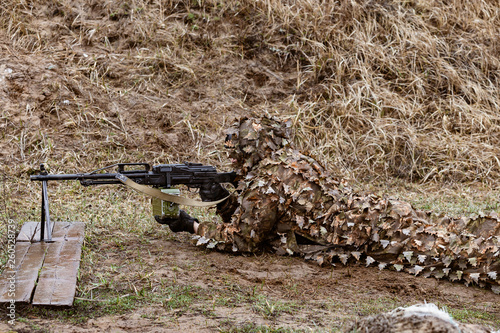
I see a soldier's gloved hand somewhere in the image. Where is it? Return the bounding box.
[199,182,229,202]
[155,210,197,233]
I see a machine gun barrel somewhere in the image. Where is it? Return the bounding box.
[30,171,148,186]
[30,173,121,182]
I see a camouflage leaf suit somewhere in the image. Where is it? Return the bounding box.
[193,117,500,293]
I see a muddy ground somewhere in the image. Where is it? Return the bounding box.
[2,230,499,332]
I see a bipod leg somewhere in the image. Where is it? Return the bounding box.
[40,180,52,242]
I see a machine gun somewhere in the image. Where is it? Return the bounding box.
[31,162,237,188]
[30,163,237,241]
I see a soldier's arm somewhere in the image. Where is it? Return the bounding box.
[199,182,238,223]
[159,178,279,252]
[195,184,279,252]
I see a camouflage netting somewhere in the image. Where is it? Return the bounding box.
[194,117,500,293]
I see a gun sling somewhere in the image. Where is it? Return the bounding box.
[115,174,230,207]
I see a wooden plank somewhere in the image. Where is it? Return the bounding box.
[1,221,85,306]
[14,242,49,302]
[16,221,55,242]
[51,221,85,242]
[32,222,85,306]
[32,258,81,306]
[16,222,39,242]
[0,242,48,303]
[0,242,31,302]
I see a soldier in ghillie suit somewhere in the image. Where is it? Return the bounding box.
[156,116,500,293]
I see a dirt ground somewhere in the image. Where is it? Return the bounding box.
[1,0,500,332]
[2,231,499,332]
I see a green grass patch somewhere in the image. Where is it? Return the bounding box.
[18,293,140,325]
[162,285,200,310]
[251,294,299,319]
[218,323,310,333]
[441,305,500,327]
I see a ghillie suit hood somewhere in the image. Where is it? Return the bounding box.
[225,116,294,176]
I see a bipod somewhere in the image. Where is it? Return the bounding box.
[0,164,85,306]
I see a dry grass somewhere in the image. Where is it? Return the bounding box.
[1,0,499,184]
[252,0,500,183]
